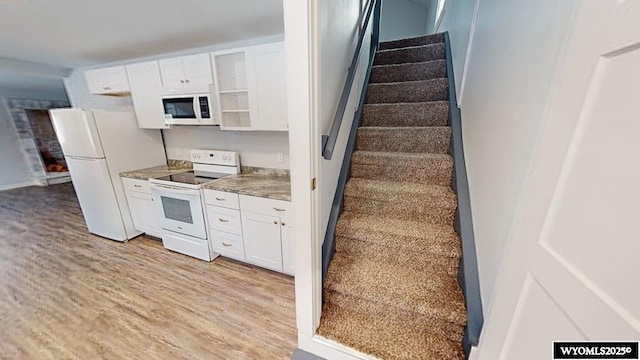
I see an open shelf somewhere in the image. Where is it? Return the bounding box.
[219,89,249,94]
[221,112,252,128]
[222,109,250,113]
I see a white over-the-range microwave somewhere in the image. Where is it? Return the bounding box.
[162,84,219,125]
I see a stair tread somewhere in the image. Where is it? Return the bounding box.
[372,58,445,69]
[368,77,447,87]
[317,299,464,360]
[344,178,456,208]
[336,211,461,257]
[379,33,446,51]
[357,126,451,154]
[377,42,444,54]
[362,101,450,127]
[335,236,460,276]
[351,150,453,163]
[325,252,467,325]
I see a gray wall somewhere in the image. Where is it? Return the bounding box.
[440,0,577,314]
[380,0,431,42]
[0,80,69,189]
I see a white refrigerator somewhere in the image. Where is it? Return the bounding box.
[50,109,167,241]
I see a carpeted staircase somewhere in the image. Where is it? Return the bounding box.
[316,33,467,360]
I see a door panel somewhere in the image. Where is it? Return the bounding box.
[50,109,104,158]
[477,2,640,359]
[66,157,127,241]
[183,53,213,85]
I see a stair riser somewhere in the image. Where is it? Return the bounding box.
[357,128,451,153]
[362,102,449,127]
[370,60,446,83]
[343,197,455,224]
[335,237,459,276]
[350,163,452,186]
[366,80,448,104]
[379,33,445,50]
[325,291,464,343]
[374,43,446,65]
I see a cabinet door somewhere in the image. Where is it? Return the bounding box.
[241,211,283,272]
[85,68,107,94]
[126,61,170,129]
[247,42,288,131]
[182,53,213,85]
[102,66,130,93]
[280,220,295,275]
[159,57,186,88]
[126,190,162,238]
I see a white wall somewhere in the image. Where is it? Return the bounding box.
[456,0,577,314]
[63,35,291,170]
[317,0,366,246]
[380,0,429,42]
[163,126,289,169]
[437,0,477,100]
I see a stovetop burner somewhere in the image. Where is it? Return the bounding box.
[156,171,221,185]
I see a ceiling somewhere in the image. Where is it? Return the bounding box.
[0,0,285,69]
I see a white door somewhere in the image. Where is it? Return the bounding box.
[101,66,130,93]
[50,109,104,158]
[241,211,283,272]
[247,43,289,131]
[127,191,162,238]
[84,68,107,94]
[477,2,640,359]
[126,61,171,129]
[281,220,295,275]
[66,157,127,241]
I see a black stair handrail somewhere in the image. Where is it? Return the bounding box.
[321,0,382,160]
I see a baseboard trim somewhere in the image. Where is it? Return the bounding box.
[444,31,484,357]
[0,179,40,191]
[298,333,380,360]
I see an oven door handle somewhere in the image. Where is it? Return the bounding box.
[149,183,199,196]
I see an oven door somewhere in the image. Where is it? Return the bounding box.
[149,183,206,239]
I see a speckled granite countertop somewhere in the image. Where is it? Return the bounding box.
[201,174,291,202]
[119,165,191,180]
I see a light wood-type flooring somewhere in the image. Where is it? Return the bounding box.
[0,183,297,359]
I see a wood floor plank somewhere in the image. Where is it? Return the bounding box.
[0,184,297,359]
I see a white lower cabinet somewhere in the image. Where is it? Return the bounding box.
[241,211,284,272]
[122,178,162,238]
[203,190,294,275]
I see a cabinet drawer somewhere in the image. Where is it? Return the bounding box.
[239,195,292,219]
[204,189,239,209]
[210,230,245,262]
[162,231,211,261]
[206,206,242,236]
[122,177,151,194]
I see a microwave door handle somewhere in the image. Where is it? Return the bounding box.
[193,96,200,120]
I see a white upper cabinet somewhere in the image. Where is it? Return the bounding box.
[159,53,213,88]
[246,42,288,131]
[85,66,130,95]
[211,41,288,131]
[126,61,170,129]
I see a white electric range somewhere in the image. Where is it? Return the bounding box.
[149,149,240,261]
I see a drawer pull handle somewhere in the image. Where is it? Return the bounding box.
[134,184,142,188]
[218,218,229,223]
[273,207,286,212]
[273,220,278,225]
[222,242,232,247]
[215,197,226,201]
[281,222,286,226]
